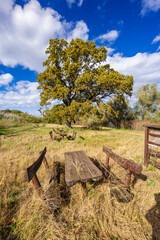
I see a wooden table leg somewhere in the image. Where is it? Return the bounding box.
[105,154,110,169]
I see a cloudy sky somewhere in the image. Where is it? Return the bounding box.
[0,0,160,116]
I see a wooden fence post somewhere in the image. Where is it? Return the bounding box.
[144,126,149,167]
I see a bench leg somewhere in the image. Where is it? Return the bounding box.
[105,154,110,169]
[32,174,43,196]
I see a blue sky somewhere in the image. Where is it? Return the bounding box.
[0,0,160,116]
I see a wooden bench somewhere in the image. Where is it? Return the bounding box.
[67,130,77,140]
[50,129,77,141]
[65,150,103,187]
[24,147,61,210]
[52,128,68,139]
[103,145,142,189]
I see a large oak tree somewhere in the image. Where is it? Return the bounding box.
[37,38,133,127]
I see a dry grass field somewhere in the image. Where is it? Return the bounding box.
[0,124,160,240]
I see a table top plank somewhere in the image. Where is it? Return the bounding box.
[65,151,103,187]
[65,152,80,187]
[76,151,102,181]
[72,151,92,182]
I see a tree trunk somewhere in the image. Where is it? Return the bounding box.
[66,119,72,128]
[116,120,121,129]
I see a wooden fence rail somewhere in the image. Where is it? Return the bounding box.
[103,145,142,188]
[144,124,160,168]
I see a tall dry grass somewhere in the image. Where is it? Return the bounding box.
[0,124,160,240]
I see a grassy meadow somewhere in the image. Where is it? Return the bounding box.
[0,124,160,240]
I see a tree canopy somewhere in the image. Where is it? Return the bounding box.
[106,94,135,128]
[134,83,160,120]
[37,38,133,126]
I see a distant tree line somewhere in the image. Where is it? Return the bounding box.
[0,110,42,124]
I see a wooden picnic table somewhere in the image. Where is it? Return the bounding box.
[65,150,103,187]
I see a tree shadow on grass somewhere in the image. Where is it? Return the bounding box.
[0,126,37,136]
[0,127,13,135]
[73,126,111,131]
[146,193,160,240]
[53,163,71,217]
[59,163,71,207]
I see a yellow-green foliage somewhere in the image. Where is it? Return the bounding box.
[37,38,133,126]
[0,124,160,240]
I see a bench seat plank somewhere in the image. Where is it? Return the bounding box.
[65,151,103,187]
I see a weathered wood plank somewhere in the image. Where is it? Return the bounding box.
[49,131,53,140]
[149,132,160,138]
[154,162,160,169]
[67,130,77,140]
[24,147,47,182]
[71,151,91,182]
[149,149,160,159]
[144,125,160,167]
[143,124,160,130]
[65,151,102,187]
[103,146,142,189]
[144,126,149,166]
[75,151,102,181]
[65,152,80,187]
[148,141,160,147]
[103,146,142,174]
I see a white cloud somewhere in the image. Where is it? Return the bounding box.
[0,0,89,73]
[152,34,160,44]
[0,0,14,15]
[141,0,160,15]
[67,21,89,42]
[66,0,84,8]
[78,0,84,7]
[0,81,40,107]
[152,34,160,51]
[107,51,160,91]
[106,47,115,56]
[0,73,14,86]
[95,30,119,43]
[118,20,124,26]
[66,0,75,8]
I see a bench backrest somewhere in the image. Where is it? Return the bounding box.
[24,147,47,182]
[103,145,142,174]
[103,145,142,188]
[24,147,48,195]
